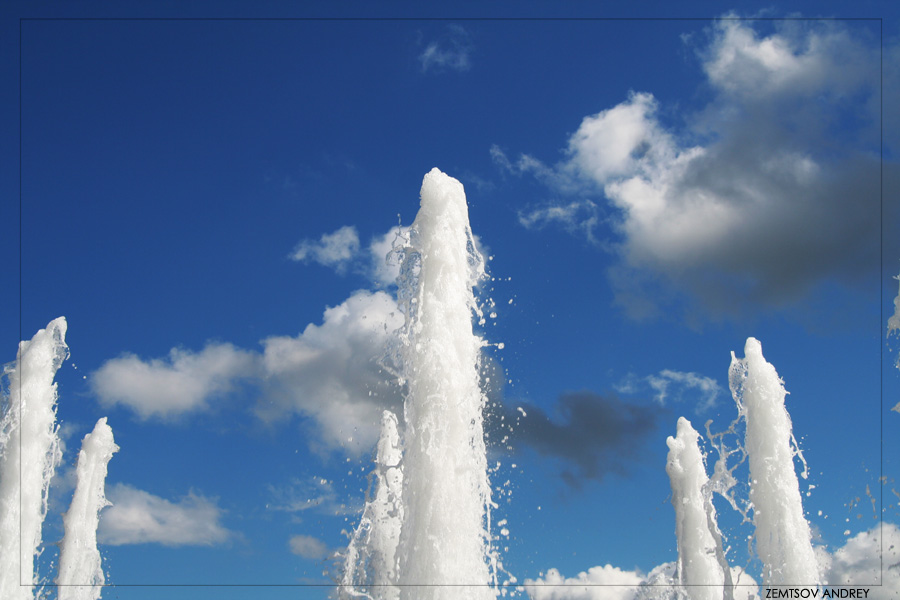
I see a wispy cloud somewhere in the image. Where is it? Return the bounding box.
[288,534,331,560]
[418,24,473,73]
[616,369,722,412]
[99,483,232,547]
[517,200,602,244]
[496,19,885,318]
[266,476,355,517]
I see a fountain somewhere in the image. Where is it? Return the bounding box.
[342,169,497,599]
[666,417,730,600]
[0,317,68,600]
[0,318,116,600]
[4,174,845,600]
[729,338,819,588]
[57,418,118,600]
[342,410,404,600]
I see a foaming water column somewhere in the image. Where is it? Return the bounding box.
[341,410,404,600]
[666,417,729,600]
[729,338,819,588]
[396,169,495,599]
[0,317,68,600]
[57,417,118,600]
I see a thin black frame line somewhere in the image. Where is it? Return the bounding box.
[16,17,883,23]
[14,13,887,590]
[43,583,855,588]
[18,12,24,591]
[878,15,885,589]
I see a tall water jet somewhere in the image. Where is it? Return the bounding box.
[666,417,730,600]
[57,417,118,600]
[341,410,404,600]
[395,168,495,599]
[0,317,68,600]
[728,338,818,587]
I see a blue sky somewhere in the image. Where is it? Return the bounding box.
[2,2,899,599]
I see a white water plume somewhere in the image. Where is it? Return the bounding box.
[0,317,68,600]
[728,338,819,588]
[57,418,118,600]
[1,319,116,600]
[666,417,730,600]
[342,169,497,599]
[341,410,404,600]
[395,168,496,599]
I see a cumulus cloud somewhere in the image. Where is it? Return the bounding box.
[418,24,473,73]
[256,290,404,455]
[99,483,232,547]
[526,524,899,599]
[496,392,665,488]
[368,225,408,288]
[288,224,407,288]
[289,534,331,560]
[289,225,361,273]
[525,564,644,600]
[497,19,884,317]
[819,523,900,593]
[525,562,760,600]
[91,290,404,456]
[91,343,257,420]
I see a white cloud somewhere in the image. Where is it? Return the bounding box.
[498,19,883,317]
[526,523,900,599]
[419,24,473,73]
[92,294,401,455]
[90,289,404,456]
[99,483,232,547]
[524,564,644,600]
[701,18,875,101]
[525,562,761,600]
[257,290,405,455]
[368,225,408,288]
[289,534,331,560]
[288,224,410,288]
[819,523,900,595]
[91,343,257,420]
[290,225,361,272]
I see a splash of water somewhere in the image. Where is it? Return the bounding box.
[343,169,496,599]
[395,168,495,599]
[341,410,404,600]
[0,317,68,600]
[729,338,819,588]
[57,417,118,600]
[889,270,900,337]
[1,319,116,600]
[666,417,730,600]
